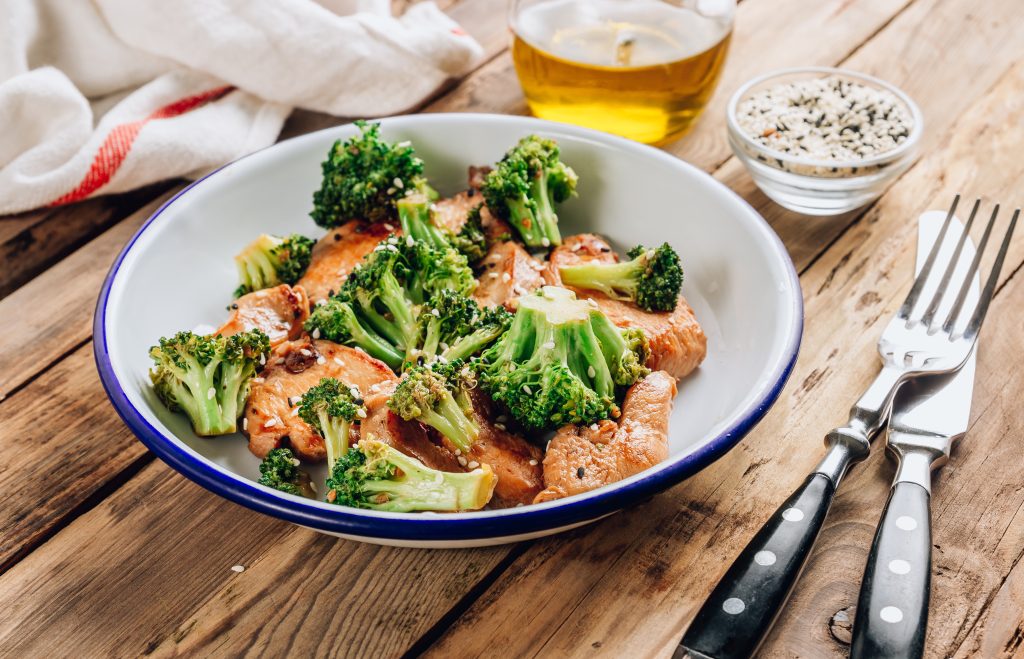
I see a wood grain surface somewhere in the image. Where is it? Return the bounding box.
[0,0,1022,657]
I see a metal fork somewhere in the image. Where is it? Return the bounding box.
[677,195,1018,659]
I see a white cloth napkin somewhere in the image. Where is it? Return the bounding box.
[0,0,483,215]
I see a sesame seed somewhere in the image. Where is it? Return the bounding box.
[316,355,326,365]
[393,177,404,189]
[334,357,344,366]
[587,365,596,378]
[529,459,538,466]
[290,396,302,405]
[387,187,396,195]
[242,417,248,430]
[577,467,585,478]
[497,415,507,423]
[590,423,599,431]
[542,341,555,350]
[488,272,499,279]
[356,408,367,419]
[207,387,216,400]
[501,272,511,283]
[457,456,468,467]
[467,461,480,469]
[291,458,300,466]
[406,236,416,247]
[369,384,380,392]
[299,349,312,357]
[259,354,266,365]
[383,223,394,231]
[276,358,285,365]
[541,237,550,247]
[251,377,264,384]
[522,385,532,395]
[454,449,461,455]
[431,308,441,317]
[571,243,583,252]
[494,423,506,431]
[311,328,321,340]
[231,565,245,573]
[397,140,412,147]
[265,418,278,428]
[290,408,300,417]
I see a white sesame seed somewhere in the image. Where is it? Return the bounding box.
[350,386,360,397]
[265,418,278,428]
[393,177,404,189]
[290,407,300,417]
[299,349,312,357]
[311,328,321,340]
[439,342,449,351]
[387,187,396,195]
[290,396,302,405]
[542,341,555,350]
[242,417,248,430]
[501,272,511,283]
[586,299,599,308]
[590,423,599,431]
[334,357,344,366]
[357,408,367,419]
[467,461,480,469]
[383,223,394,231]
[291,458,301,466]
[369,384,381,392]
[454,449,461,456]
[571,243,583,252]
[457,456,468,467]
[488,272,499,279]
[207,387,216,400]
[495,423,506,431]
[397,140,412,148]
[231,565,245,573]
[316,355,326,365]
[522,385,532,395]
[275,358,286,365]
[259,354,266,365]
[541,237,550,247]
[529,459,538,466]
[587,365,596,378]
[432,308,441,317]
[251,377,265,384]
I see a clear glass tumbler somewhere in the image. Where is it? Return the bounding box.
[509,0,735,145]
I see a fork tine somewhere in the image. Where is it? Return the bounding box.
[942,204,999,333]
[961,209,1018,339]
[921,198,982,327]
[899,194,960,318]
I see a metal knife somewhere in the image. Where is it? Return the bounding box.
[849,222,979,659]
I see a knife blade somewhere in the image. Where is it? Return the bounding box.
[848,212,979,659]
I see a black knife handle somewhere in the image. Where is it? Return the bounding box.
[851,481,931,659]
[678,472,836,659]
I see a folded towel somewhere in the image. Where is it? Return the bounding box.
[0,0,483,214]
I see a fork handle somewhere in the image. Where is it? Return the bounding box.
[677,472,837,659]
[851,480,932,659]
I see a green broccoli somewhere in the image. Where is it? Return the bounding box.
[149,329,270,436]
[558,243,683,312]
[476,286,650,432]
[298,377,366,472]
[407,290,511,364]
[325,439,496,512]
[398,194,489,263]
[305,298,404,370]
[258,447,315,497]
[311,121,436,227]
[388,360,480,454]
[481,135,578,249]
[303,236,476,372]
[451,203,488,263]
[233,233,315,297]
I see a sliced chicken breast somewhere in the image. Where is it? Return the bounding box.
[534,370,677,503]
[245,339,397,461]
[546,233,707,380]
[297,220,393,305]
[217,284,309,347]
[473,241,546,310]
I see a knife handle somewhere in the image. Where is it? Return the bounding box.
[677,472,836,659]
[851,480,931,659]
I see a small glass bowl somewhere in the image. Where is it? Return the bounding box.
[726,67,923,216]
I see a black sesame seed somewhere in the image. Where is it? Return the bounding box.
[577,467,585,479]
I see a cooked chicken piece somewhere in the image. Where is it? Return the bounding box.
[474,241,546,310]
[359,380,463,472]
[468,165,491,190]
[433,189,514,246]
[534,370,677,503]
[546,233,707,380]
[296,220,393,304]
[245,339,397,461]
[216,284,309,347]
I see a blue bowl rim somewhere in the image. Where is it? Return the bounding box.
[93,113,804,541]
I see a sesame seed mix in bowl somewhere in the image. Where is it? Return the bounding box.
[735,75,915,177]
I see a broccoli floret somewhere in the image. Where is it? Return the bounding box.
[149,329,270,436]
[233,233,315,297]
[388,360,480,453]
[407,290,510,365]
[305,298,404,370]
[325,439,496,512]
[558,243,683,312]
[311,121,436,228]
[259,447,315,497]
[481,135,578,248]
[450,204,488,262]
[476,286,650,432]
[298,378,366,472]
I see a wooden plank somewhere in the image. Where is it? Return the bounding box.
[0,182,177,300]
[0,344,149,572]
[0,460,514,658]
[952,543,1024,659]
[0,191,179,401]
[421,59,1024,659]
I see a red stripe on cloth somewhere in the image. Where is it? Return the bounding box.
[49,85,234,207]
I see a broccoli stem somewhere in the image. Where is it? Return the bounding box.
[169,353,235,435]
[558,259,642,300]
[397,197,449,251]
[377,271,418,349]
[358,442,494,512]
[530,170,562,246]
[420,391,479,454]
[443,326,506,362]
[414,317,443,361]
[318,410,353,471]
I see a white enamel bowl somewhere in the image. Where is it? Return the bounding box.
[95,114,802,547]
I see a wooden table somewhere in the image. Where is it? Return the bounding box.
[2,0,1022,656]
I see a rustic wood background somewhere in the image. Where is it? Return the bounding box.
[1,0,1022,656]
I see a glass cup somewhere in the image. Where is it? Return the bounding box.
[509,0,735,145]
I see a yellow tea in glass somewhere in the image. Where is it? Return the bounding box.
[510,0,734,144]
